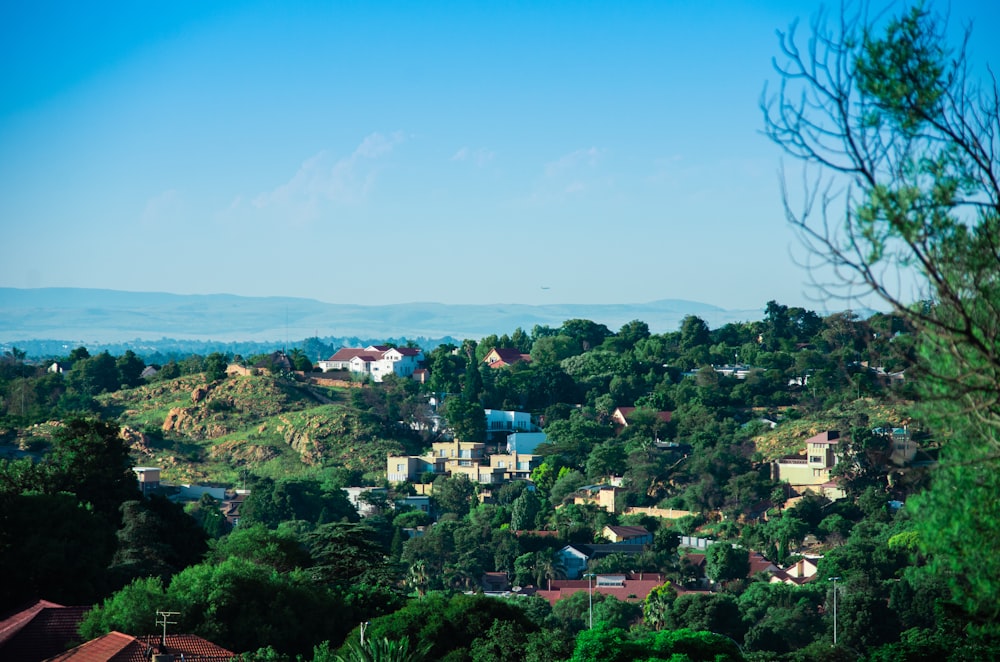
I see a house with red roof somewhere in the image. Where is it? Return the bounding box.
[45,631,234,662]
[0,600,89,662]
[318,345,423,382]
[483,347,531,368]
[534,572,670,606]
[611,406,672,427]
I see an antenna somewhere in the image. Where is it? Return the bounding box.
[155,610,180,647]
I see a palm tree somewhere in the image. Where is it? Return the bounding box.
[406,560,430,598]
[334,636,429,662]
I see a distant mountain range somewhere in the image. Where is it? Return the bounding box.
[0,287,766,344]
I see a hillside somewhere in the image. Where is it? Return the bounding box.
[12,373,413,486]
[752,399,909,460]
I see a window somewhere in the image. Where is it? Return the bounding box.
[809,456,822,464]
[396,463,405,471]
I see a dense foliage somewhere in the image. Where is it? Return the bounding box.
[2,2,999,659]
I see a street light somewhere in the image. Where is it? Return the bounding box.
[583,573,596,629]
[360,621,370,647]
[828,576,841,646]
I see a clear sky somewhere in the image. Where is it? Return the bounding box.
[2,1,997,312]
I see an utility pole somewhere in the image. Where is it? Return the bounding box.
[584,573,596,629]
[828,576,841,646]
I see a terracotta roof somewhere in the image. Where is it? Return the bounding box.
[535,573,670,606]
[613,407,672,424]
[484,348,530,366]
[46,632,234,662]
[806,430,841,445]
[327,348,370,361]
[514,529,562,538]
[0,600,89,662]
[748,551,779,576]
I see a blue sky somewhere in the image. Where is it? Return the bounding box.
[2,1,997,313]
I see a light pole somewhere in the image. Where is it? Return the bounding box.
[828,576,841,646]
[583,573,596,629]
[360,621,370,647]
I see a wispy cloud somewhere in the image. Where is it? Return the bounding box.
[451,146,495,167]
[532,147,603,197]
[544,147,600,179]
[247,131,404,222]
[140,189,182,227]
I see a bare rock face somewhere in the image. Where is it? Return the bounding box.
[210,440,280,464]
[162,408,183,432]
[119,425,153,455]
[191,386,208,403]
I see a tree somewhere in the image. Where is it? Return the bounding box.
[704,541,749,583]
[204,352,229,381]
[763,2,1000,400]
[208,523,311,572]
[45,417,140,523]
[431,474,476,517]
[116,350,146,389]
[763,2,1000,627]
[442,397,486,442]
[509,489,541,531]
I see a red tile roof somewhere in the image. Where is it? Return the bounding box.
[0,600,89,662]
[806,430,841,445]
[46,632,234,662]
[534,573,670,606]
[327,348,370,361]
[484,348,530,367]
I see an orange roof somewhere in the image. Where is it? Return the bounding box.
[0,600,89,662]
[535,574,670,606]
[46,632,234,662]
[806,430,841,445]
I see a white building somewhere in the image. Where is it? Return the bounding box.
[320,345,423,382]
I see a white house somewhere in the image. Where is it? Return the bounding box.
[484,409,537,442]
[320,345,423,382]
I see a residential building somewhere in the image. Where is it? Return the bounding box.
[396,495,431,513]
[884,427,916,465]
[611,406,672,427]
[572,484,625,513]
[506,431,547,454]
[535,572,670,606]
[483,347,531,368]
[319,345,424,382]
[485,409,537,439]
[387,454,442,483]
[343,486,389,517]
[132,466,161,496]
[769,556,821,585]
[772,431,845,499]
[47,632,234,662]
[0,600,89,662]
[556,544,650,579]
[488,451,543,481]
[603,525,653,545]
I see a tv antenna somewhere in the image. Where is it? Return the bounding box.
[155,610,180,646]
